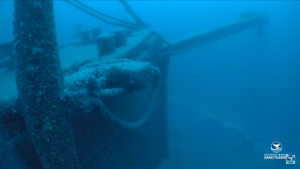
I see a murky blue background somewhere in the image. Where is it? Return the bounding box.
[1,1,299,168]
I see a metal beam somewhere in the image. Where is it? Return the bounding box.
[159,12,270,58]
[13,1,80,168]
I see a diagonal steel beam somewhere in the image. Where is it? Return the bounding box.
[159,12,270,58]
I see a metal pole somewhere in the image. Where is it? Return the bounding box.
[13,1,79,168]
[160,12,270,58]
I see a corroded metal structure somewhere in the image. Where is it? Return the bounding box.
[0,1,269,169]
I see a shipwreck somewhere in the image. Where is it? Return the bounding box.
[0,0,269,169]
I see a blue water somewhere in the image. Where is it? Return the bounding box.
[166,1,300,169]
[1,1,300,169]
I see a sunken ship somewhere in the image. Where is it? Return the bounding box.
[0,1,269,169]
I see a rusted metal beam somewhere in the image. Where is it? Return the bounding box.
[159,12,270,58]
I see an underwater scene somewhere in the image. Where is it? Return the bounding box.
[0,1,299,169]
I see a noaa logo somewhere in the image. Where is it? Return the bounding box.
[271,141,282,153]
[286,155,295,164]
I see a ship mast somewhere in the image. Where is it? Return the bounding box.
[13,1,80,168]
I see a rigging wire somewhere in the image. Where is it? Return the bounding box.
[72,0,141,27]
[65,0,177,52]
[119,0,147,26]
[64,0,145,30]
